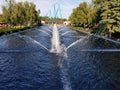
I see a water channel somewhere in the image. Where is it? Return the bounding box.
[0,25,120,90]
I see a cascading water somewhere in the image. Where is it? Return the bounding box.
[66,37,85,50]
[18,35,49,51]
[37,29,51,36]
[49,24,72,90]
[50,24,62,54]
[49,24,86,54]
[61,31,72,36]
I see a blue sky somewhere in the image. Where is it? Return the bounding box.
[0,0,91,19]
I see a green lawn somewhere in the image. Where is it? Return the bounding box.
[70,26,91,34]
[0,26,32,36]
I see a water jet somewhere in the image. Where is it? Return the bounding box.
[50,24,62,54]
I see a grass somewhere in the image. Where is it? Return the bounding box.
[70,26,91,34]
[0,26,33,36]
[70,26,120,42]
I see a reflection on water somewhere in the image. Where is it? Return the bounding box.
[0,26,120,90]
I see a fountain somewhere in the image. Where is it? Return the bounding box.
[50,24,62,54]
[49,24,85,55]
[37,29,51,37]
[18,35,49,51]
[49,24,71,90]
[0,24,119,90]
[61,31,72,36]
[66,37,86,50]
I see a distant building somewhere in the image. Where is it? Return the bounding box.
[44,19,64,25]
[0,22,8,28]
[0,14,3,16]
[41,21,45,24]
[63,21,71,26]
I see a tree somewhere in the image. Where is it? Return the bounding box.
[69,8,79,25]
[92,0,105,6]
[99,0,120,36]
[2,0,15,24]
[69,2,98,27]
[0,15,4,22]
[2,1,41,26]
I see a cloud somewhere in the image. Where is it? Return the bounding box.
[0,0,91,18]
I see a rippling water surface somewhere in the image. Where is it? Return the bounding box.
[0,26,120,90]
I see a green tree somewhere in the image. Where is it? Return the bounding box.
[92,0,105,6]
[2,0,15,24]
[0,15,4,22]
[69,2,98,27]
[2,1,41,26]
[69,8,79,25]
[99,0,120,36]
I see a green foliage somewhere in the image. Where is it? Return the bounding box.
[2,1,41,26]
[0,15,4,22]
[69,2,98,26]
[0,26,31,36]
[92,0,105,6]
[69,0,120,38]
[99,0,120,34]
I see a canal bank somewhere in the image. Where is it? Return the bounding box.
[0,26,38,37]
[69,26,90,34]
[70,26,120,43]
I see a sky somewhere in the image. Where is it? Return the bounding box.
[0,0,91,19]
